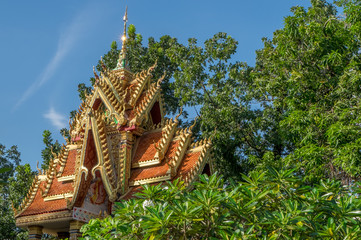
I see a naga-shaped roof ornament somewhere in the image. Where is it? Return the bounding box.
[115,6,129,70]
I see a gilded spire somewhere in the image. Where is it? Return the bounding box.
[115,7,128,70]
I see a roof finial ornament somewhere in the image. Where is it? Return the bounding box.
[115,6,129,70]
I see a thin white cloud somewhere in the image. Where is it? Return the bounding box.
[13,5,94,111]
[43,107,67,129]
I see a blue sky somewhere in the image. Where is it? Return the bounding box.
[0,0,311,170]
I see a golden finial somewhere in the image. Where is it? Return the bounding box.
[175,107,183,121]
[188,116,198,132]
[122,6,128,45]
[36,161,42,175]
[116,6,128,70]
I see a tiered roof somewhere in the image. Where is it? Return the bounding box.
[15,10,212,232]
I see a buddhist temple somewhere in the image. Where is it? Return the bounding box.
[14,8,212,240]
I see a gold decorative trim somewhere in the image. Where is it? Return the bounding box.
[183,139,212,186]
[67,121,91,210]
[117,131,135,196]
[37,175,47,181]
[96,75,127,126]
[41,158,58,197]
[102,72,125,109]
[129,75,149,106]
[58,175,75,182]
[186,145,204,153]
[14,176,41,217]
[172,134,183,141]
[111,67,134,87]
[132,158,161,168]
[56,146,71,178]
[67,144,78,151]
[96,88,118,121]
[154,118,178,161]
[44,192,74,202]
[131,73,165,126]
[189,138,209,149]
[170,130,192,174]
[69,90,93,143]
[16,210,73,227]
[89,90,100,110]
[144,122,162,132]
[129,174,171,186]
[129,61,157,106]
[91,113,117,201]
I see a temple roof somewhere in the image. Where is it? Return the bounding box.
[15,11,212,228]
[14,60,212,228]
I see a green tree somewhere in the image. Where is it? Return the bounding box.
[60,127,70,143]
[0,167,11,185]
[0,144,36,239]
[164,0,361,182]
[168,32,253,179]
[41,130,61,170]
[0,144,21,178]
[249,0,361,182]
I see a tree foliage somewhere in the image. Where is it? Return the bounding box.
[81,170,361,239]
[168,32,252,179]
[0,144,21,179]
[248,0,361,183]
[0,144,36,239]
[158,0,361,182]
[41,130,61,170]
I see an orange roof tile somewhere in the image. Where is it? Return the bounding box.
[46,177,73,196]
[132,131,162,163]
[130,159,169,181]
[175,151,201,179]
[61,149,77,176]
[130,139,181,181]
[126,86,160,122]
[165,140,179,160]
[18,182,71,217]
[17,149,77,217]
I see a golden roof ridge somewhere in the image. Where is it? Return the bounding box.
[132,75,165,125]
[154,118,178,162]
[129,61,158,106]
[170,129,192,173]
[56,144,70,177]
[183,139,212,186]
[14,175,41,217]
[66,123,90,210]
